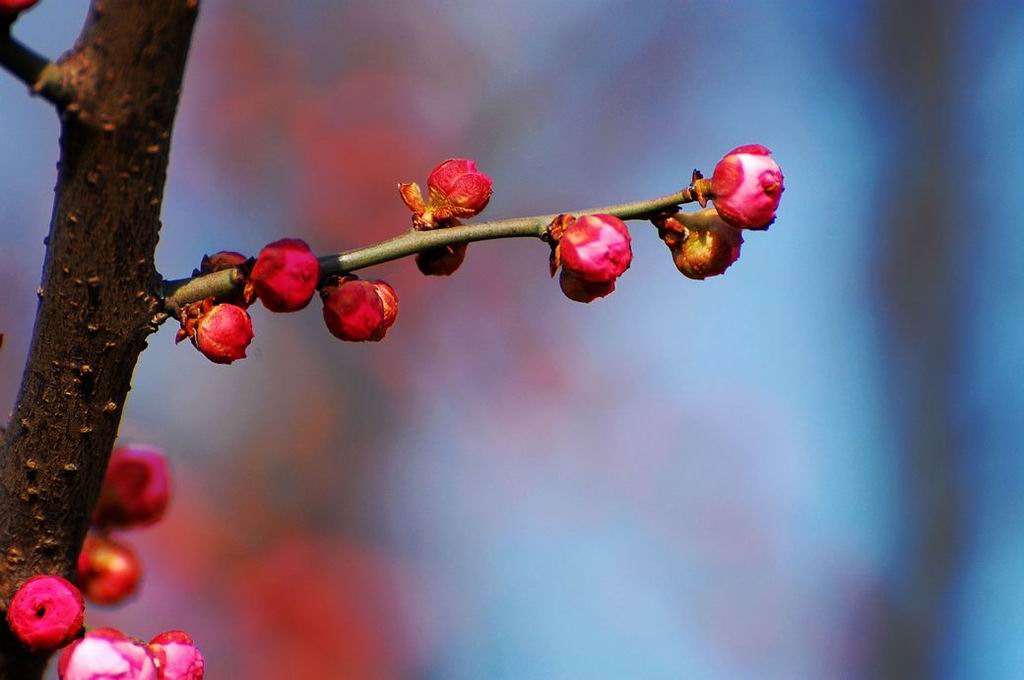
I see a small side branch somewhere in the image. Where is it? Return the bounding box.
[161,187,697,314]
[0,30,66,105]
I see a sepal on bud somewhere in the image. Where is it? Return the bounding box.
[6,575,84,651]
[321,277,399,342]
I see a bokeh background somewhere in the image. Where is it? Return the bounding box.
[2,0,1022,678]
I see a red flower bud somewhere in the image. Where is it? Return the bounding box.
[250,238,320,312]
[6,575,84,651]
[710,144,784,230]
[557,214,632,284]
[92,445,170,529]
[426,158,493,219]
[59,628,159,680]
[187,302,254,364]
[415,243,468,277]
[77,533,141,606]
[321,278,399,342]
[149,631,205,680]
[558,269,616,303]
[0,0,39,17]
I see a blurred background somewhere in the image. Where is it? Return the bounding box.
[2,0,1022,678]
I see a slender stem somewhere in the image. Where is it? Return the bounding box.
[0,30,66,105]
[161,186,697,314]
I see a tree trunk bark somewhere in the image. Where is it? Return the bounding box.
[0,1,197,676]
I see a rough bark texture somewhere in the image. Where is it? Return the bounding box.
[0,1,197,677]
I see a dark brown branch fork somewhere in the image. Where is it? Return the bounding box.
[0,1,783,677]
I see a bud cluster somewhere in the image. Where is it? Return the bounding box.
[169,147,782,357]
[399,158,494,276]
[77,445,170,607]
[58,627,204,680]
[1,442,205,677]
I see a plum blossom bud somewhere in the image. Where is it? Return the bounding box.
[426,158,493,219]
[558,270,616,304]
[92,445,169,529]
[6,575,84,651]
[0,0,39,17]
[251,238,320,312]
[149,631,205,680]
[415,243,468,277]
[557,213,632,286]
[77,534,141,605]
[657,211,743,280]
[196,251,253,307]
[59,629,159,680]
[191,303,254,365]
[199,250,247,274]
[672,225,743,280]
[321,277,398,342]
[710,144,784,230]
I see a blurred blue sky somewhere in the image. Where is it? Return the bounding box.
[2,1,1023,678]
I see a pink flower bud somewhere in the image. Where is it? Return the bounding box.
[0,0,39,16]
[321,278,399,342]
[6,575,84,651]
[426,158,493,219]
[558,269,616,304]
[149,631,205,680]
[192,303,254,364]
[251,238,320,312]
[415,243,468,277]
[558,214,632,284]
[92,445,170,529]
[77,534,141,606]
[710,144,784,230]
[59,628,159,680]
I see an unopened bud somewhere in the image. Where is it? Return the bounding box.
[188,303,254,364]
[321,277,399,342]
[250,238,320,312]
[710,144,784,230]
[59,629,158,680]
[6,575,84,651]
[426,158,493,219]
[149,631,205,680]
[77,533,142,605]
[415,243,468,276]
[92,445,169,529]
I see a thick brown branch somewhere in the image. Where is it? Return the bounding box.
[0,1,199,677]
